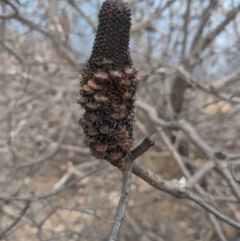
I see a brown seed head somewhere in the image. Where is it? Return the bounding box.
[77,0,140,165]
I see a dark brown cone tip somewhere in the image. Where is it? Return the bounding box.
[78,0,141,165]
[88,0,132,69]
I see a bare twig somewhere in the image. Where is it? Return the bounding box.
[208,214,228,241]
[181,0,191,57]
[157,127,190,178]
[177,66,240,104]
[0,200,31,239]
[0,0,18,20]
[133,162,240,229]
[200,3,240,52]
[213,66,240,89]
[231,163,240,183]
[191,0,217,51]
[17,70,72,168]
[129,138,154,163]
[108,170,132,241]
[187,162,215,188]
[186,191,240,229]
[131,0,175,33]
[0,164,108,202]
[216,162,240,200]
[138,100,240,200]
[68,0,97,31]
[108,137,154,240]
[156,123,236,235]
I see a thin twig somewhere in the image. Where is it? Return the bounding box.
[178,65,240,104]
[17,69,73,168]
[208,214,228,241]
[138,100,240,199]
[130,132,239,230]
[0,164,108,201]
[187,162,215,188]
[231,163,240,183]
[132,162,240,230]
[157,127,190,178]
[155,125,230,237]
[108,138,154,240]
[68,0,97,31]
[129,138,154,163]
[108,170,132,241]
[0,200,31,239]
[186,191,240,229]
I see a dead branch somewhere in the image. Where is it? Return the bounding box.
[132,162,240,229]
[0,200,31,239]
[177,65,240,104]
[231,164,240,184]
[108,170,132,241]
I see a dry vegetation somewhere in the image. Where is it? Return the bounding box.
[0,0,240,241]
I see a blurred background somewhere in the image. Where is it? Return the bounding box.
[0,0,240,240]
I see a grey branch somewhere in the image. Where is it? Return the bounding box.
[0,200,31,239]
[108,170,132,241]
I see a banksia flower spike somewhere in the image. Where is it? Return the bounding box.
[78,0,140,166]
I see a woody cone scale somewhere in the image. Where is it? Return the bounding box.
[78,0,140,166]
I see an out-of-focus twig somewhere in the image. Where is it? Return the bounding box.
[156,126,228,238]
[108,137,154,240]
[131,0,175,33]
[178,65,240,104]
[17,69,73,168]
[0,200,31,239]
[68,0,97,32]
[137,100,240,200]
[208,214,228,241]
[231,164,240,184]
[187,162,215,188]
[191,0,217,51]
[133,162,240,229]
[0,164,108,202]
[213,66,240,89]
[200,3,240,52]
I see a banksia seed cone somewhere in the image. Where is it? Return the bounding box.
[78,0,140,166]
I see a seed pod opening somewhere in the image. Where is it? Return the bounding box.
[86,102,102,110]
[88,80,102,90]
[99,125,111,134]
[94,72,108,81]
[94,142,109,152]
[93,94,109,102]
